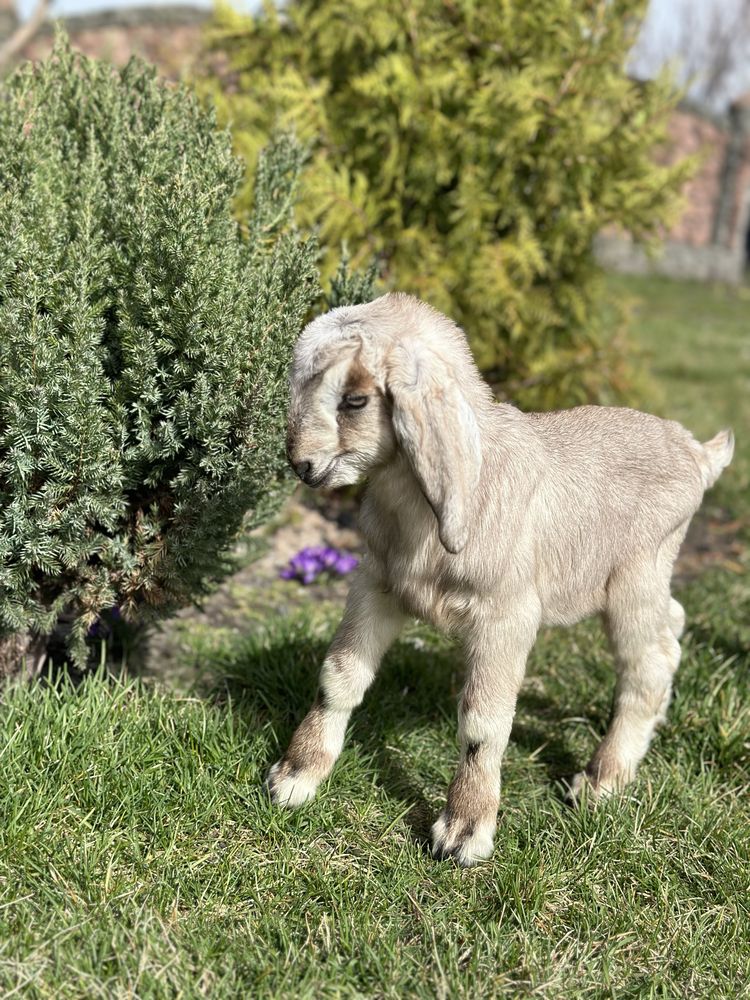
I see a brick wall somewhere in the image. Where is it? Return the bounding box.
[597,97,750,282]
[662,108,728,247]
[0,0,16,40]
[16,6,208,79]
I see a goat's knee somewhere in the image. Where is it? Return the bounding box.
[267,652,376,809]
[319,652,374,713]
[669,597,686,640]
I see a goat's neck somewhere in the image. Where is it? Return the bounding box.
[361,452,439,556]
[367,452,426,517]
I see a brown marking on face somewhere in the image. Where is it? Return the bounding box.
[336,357,388,457]
[342,357,376,396]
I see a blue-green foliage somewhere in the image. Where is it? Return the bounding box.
[0,37,322,663]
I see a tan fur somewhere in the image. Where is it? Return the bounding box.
[268,292,735,865]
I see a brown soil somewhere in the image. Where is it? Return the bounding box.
[142,491,360,683]
[674,507,747,584]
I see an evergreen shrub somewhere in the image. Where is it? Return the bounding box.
[0,39,324,669]
[203,0,693,406]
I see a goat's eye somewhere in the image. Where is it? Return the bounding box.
[340,394,368,410]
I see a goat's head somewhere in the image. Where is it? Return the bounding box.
[287,293,485,553]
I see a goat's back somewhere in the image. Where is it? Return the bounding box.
[525,405,706,540]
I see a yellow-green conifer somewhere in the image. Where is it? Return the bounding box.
[203,0,691,406]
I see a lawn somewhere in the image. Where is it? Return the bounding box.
[609,273,750,509]
[1,275,748,998]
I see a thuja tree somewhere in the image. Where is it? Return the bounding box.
[0,39,325,673]
[202,0,693,406]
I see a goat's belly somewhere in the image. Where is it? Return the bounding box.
[539,585,607,627]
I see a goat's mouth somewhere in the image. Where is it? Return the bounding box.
[307,462,336,488]
[306,451,357,489]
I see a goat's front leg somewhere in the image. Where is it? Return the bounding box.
[268,570,406,808]
[432,603,539,866]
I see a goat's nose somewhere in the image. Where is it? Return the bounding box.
[293,460,312,482]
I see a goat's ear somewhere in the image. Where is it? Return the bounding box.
[387,344,482,554]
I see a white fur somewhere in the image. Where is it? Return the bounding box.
[266,762,319,807]
[431,813,496,867]
[277,293,734,865]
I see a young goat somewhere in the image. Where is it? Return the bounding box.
[269,293,734,866]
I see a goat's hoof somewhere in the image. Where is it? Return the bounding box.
[266,760,318,808]
[431,812,495,867]
[565,770,616,807]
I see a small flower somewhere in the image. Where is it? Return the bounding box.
[86,605,121,639]
[333,553,358,574]
[279,545,359,584]
[319,547,340,569]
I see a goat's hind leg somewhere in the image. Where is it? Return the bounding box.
[570,563,681,802]
[268,571,405,807]
[669,596,685,640]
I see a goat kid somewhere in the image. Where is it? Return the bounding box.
[269,292,734,866]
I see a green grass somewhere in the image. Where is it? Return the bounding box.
[1,274,748,997]
[609,273,750,505]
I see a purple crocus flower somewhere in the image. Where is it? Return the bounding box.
[319,547,340,569]
[279,545,359,585]
[86,605,121,639]
[333,553,358,574]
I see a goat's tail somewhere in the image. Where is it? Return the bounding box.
[699,428,735,489]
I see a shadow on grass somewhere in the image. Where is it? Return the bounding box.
[208,621,593,846]
[511,690,582,782]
